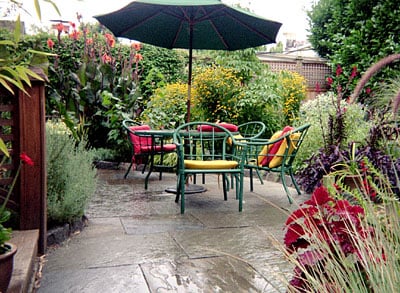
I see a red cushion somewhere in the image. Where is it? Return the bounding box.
[217,123,238,132]
[260,126,293,166]
[153,144,176,152]
[128,125,152,154]
[197,123,238,132]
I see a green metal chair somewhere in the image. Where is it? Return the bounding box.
[237,121,266,140]
[243,123,311,203]
[123,119,176,189]
[229,121,266,187]
[173,121,247,214]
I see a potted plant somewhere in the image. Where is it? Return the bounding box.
[0,140,34,292]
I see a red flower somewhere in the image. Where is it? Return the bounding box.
[69,30,80,40]
[47,38,54,49]
[20,153,34,166]
[304,186,332,206]
[336,65,343,76]
[350,66,357,79]
[366,87,372,95]
[284,223,305,247]
[326,76,333,86]
[56,22,64,33]
[132,42,141,51]
[101,53,112,64]
[315,82,321,94]
[134,53,143,62]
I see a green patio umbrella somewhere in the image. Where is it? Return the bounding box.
[95,0,282,122]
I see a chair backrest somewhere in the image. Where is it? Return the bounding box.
[173,121,242,163]
[122,119,152,154]
[272,123,311,168]
[238,121,266,139]
[247,123,310,169]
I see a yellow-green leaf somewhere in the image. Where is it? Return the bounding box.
[0,138,9,157]
[34,0,41,20]
[14,15,21,44]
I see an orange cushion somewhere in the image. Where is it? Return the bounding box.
[184,159,238,169]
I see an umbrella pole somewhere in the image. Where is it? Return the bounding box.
[186,24,193,123]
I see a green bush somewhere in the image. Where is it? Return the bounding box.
[141,82,190,129]
[46,120,97,226]
[238,67,285,137]
[193,65,244,124]
[294,92,372,170]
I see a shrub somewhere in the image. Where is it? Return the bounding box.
[277,70,307,125]
[193,65,243,124]
[141,82,191,129]
[238,67,285,137]
[46,120,97,226]
[294,92,371,171]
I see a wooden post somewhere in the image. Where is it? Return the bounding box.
[17,79,47,254]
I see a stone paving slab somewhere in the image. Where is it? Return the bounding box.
[121,214,204,235]
[140,256,273,292]
[39,265,149,293]
[39,168,310,293]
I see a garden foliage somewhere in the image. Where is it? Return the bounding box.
[282,160,400,292]
[308,0,400,103]
[46,120,97,225]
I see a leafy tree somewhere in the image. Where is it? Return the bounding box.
[308,0,400,104]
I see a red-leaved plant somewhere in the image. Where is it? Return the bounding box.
[283,186,384,292]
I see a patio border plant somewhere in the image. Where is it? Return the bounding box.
[282,185,399,292]
[46,120,97,226]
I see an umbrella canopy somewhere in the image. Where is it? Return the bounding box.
[95,0,282,121]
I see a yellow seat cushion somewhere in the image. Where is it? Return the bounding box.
[184,159,238,169]
[257,131,282,166]
[227,134,244,146]
[269,132,301,168]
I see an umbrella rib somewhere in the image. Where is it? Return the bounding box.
[208,20,229,49]
[223,10,276,43]
[117,10,162,36]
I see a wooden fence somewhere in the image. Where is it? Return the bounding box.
[0,79,47,254]
[257,53,332,99]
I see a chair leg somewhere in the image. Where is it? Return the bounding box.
[175,175,182,203]
[256,169,264,185]
[144,155,156,190]
[280,170,293,204]
[222,174,228,201]
[238,172,243,212]
[180,175,186,214]
[249,168,254,191]
[289,169,302,195]
[124,161,133,179]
